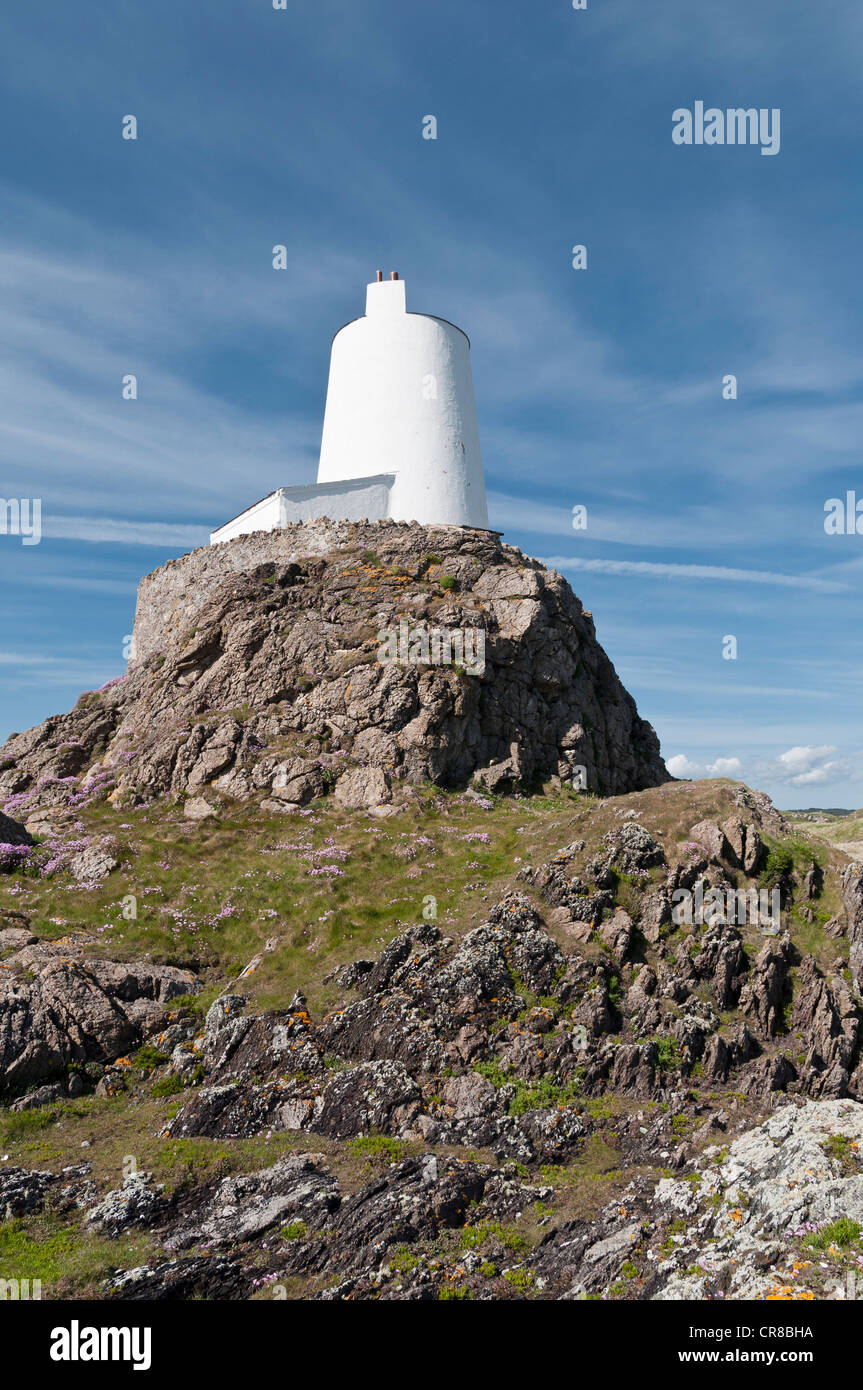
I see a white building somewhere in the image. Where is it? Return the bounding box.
[211,273,489,545]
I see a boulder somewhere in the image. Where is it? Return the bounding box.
[689,820,729,865]
[69,846,119,882]
[333,765,392,809]
[0,810,32,849]
[85,1171,165,1238]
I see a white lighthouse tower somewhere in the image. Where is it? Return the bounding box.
[317,272,489,529]
[210,272,490,545]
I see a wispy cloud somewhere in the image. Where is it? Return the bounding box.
[541,556,846,593]
[44,516,211,547]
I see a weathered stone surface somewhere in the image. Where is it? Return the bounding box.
[105,1256,249,1301]
[162,1082,292,1140]
[0,1162,94,1220]
[333,765,391,809]
[843,863,863,989]
[0,1166,56,1219]
[689,820,729,864]
[530,1099,863,1300]
[0,522,667,814]
[314,1060,422,1139]
[85,1171,165,1238]
[282,1155,488,1278]
[0,925,36,951]
[168,1154,340,1250]
[68,846,118,882]
[598,907,633,961]
[738,937,792,1037]
[720,816,747,868]
[0,943,202,1098]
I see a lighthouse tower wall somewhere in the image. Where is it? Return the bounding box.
[317,278,489,529]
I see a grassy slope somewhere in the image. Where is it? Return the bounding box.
[788,809,863,862]
[0,778,858,1296]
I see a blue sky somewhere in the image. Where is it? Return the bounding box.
[1,0,861,809]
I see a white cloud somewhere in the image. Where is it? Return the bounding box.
[666,753,744,779]
[668,744,860,790]
[756,745,856,788]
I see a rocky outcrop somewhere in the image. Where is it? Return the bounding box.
[85,1171,165,1238]
[0,521,667,820]
[154,812,862,1162]
[532,1099,863,1301]
[99,1098,863,1301]
[5,776,863,1302]
[0,936,201,1099]
[0,1161,95,1221]
[0,810,31,849]
[843,863,863,989]
[167,1154,340,1250]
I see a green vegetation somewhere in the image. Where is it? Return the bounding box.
[0,790,558,1018]
[508,1077,581,1117]
[760,843,794,888]
[472,1062,580,1116]
[389,1247,421,1274]
[133,1045,169,1071]
[0,1216,158,1296]
[149,1075,186,1097]
[656,1037,682,1071]
[346,1134,406,1166]
[802,1218,861,1252]
[822,1134,862,1174]
[460,1221,528,1254]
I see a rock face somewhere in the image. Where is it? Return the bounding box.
[156,815,863,1162]
[85,1171,165,1238]
[843,864,863,990]
[0,521,666,816]
[535,1099,863,1301]
[167,1154,340,1250]
[0,810,31,848]
[0,935,202,1099]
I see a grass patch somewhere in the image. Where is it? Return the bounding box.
[802,1218,861,1252]
[0,1215,159,1297]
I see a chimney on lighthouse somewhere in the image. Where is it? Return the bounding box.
[316,275,489,529]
